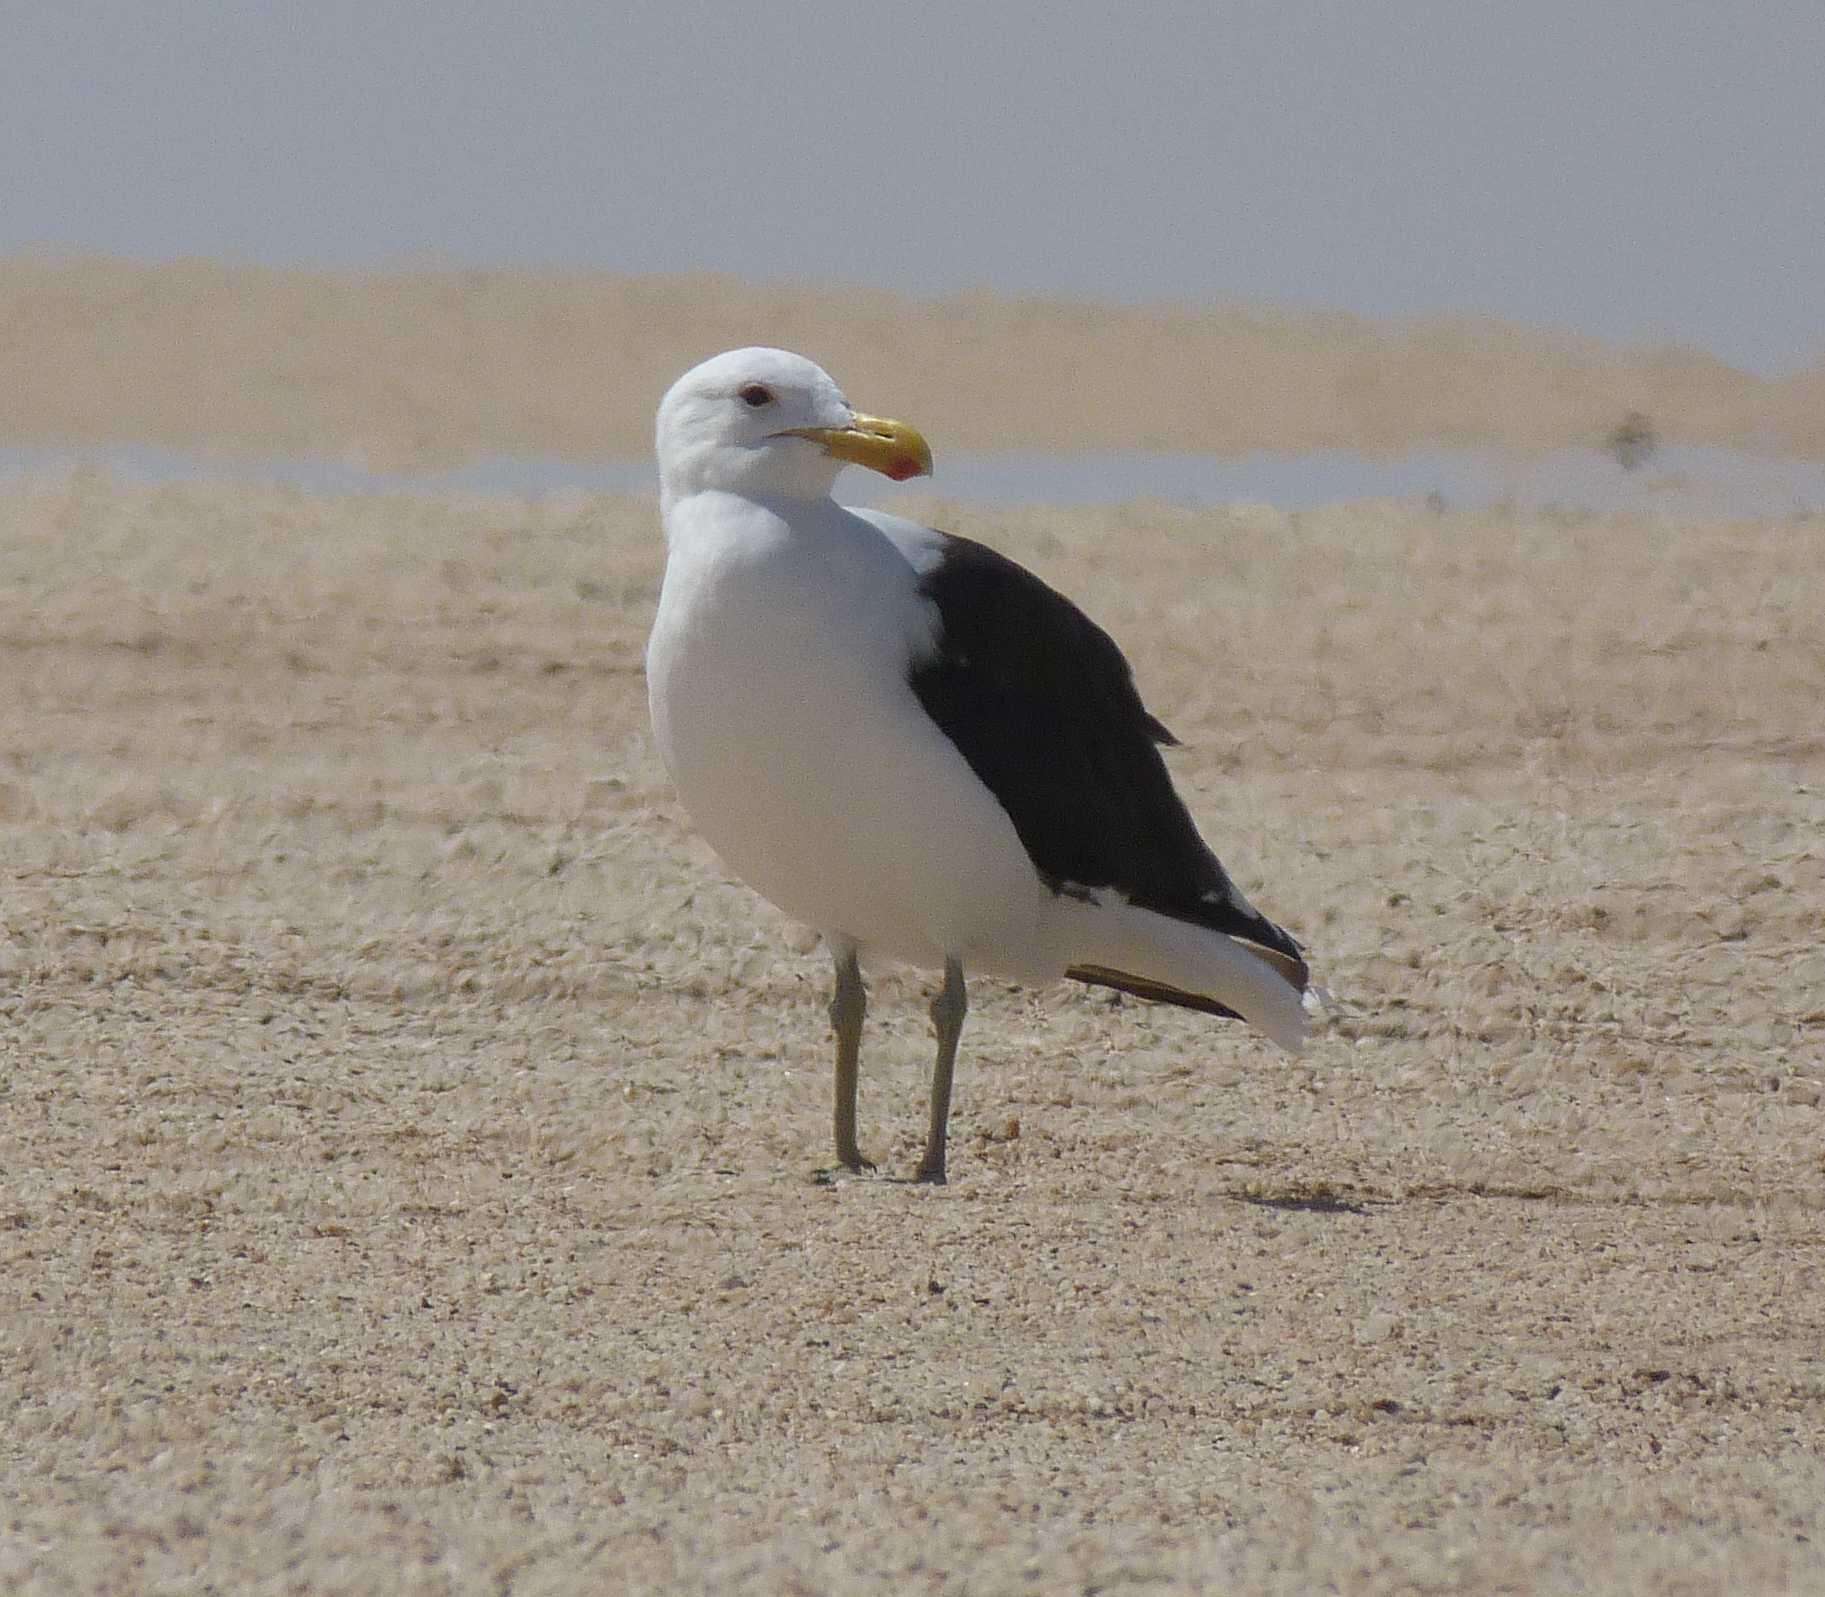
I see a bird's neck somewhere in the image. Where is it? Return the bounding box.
[662,485,842,545]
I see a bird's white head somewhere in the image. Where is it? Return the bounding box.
[655,347,933,508]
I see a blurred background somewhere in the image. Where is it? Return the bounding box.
[5,0,1824,503]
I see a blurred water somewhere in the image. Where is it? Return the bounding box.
[3,442,1821,517]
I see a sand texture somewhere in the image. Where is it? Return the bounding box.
[1,464,1822,1592]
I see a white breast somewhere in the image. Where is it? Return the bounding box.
[647,491,1054,976]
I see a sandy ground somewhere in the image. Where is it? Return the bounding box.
[6,256,1824,467]
[1,466,1821,1594]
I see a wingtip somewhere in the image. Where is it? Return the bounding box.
[1261,975,1335,1055]
[1272,985,1334,1054]
[1266,1003,1310,1055]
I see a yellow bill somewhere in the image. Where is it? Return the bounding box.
[782,413,933,482]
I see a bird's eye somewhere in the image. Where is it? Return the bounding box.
[738,383,773,408]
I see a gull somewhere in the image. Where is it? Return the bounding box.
[647,348,1311,1182]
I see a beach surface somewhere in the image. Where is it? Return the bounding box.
[2,264,1823,1591]
[3,264,1825,1597]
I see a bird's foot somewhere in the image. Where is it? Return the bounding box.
[910,1160,947,1186]
[811,1152,877,1185]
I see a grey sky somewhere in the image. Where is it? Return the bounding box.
[7,0,1822,374]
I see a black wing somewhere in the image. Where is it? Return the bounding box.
[906,533,1307,996]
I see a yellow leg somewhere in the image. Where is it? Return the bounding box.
[914,958,966,1184]
[829,947,872,1172]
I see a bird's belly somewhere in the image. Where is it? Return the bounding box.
[650,611,1052,975]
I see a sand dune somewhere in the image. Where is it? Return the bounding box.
[4,254,1820,468]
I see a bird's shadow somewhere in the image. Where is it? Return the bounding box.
[807,1167,1383,1212]
[1230,1189,1382,1216]
[809,1166,946,1189]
